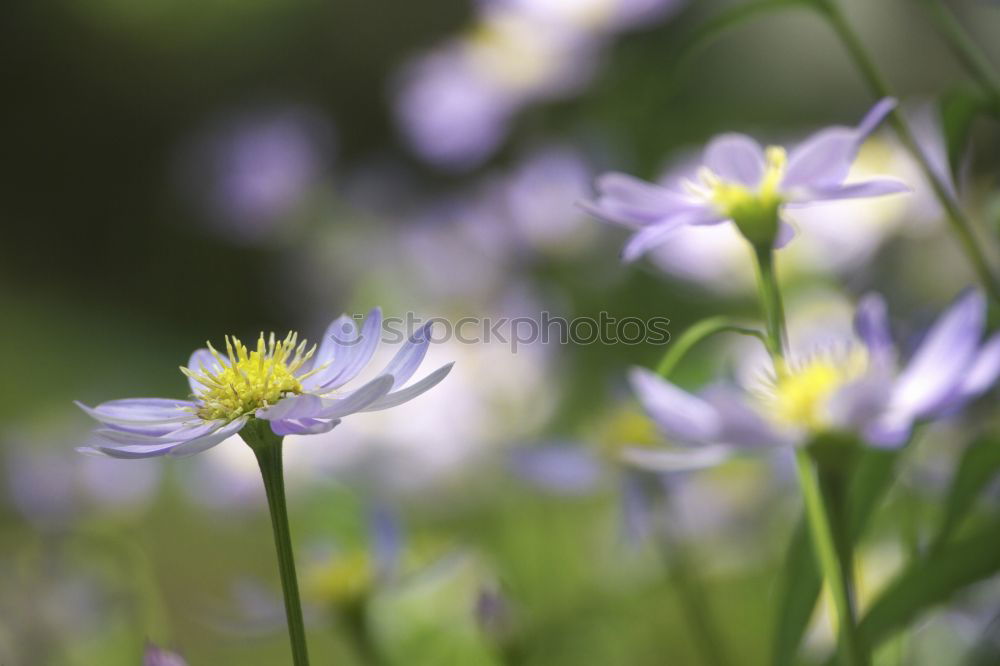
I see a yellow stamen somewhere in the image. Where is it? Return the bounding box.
[187,332,311,422]
[769,350,867,431]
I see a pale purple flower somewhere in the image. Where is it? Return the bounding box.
[584,99,910,261]
[503,145,596,252]
[509,443,606,495]
[76,309,453,459]
[144,643,188,666]
[393,50,517,170]
[627,289,1000,469]
[488,0,684,32]
[178,106,334,243]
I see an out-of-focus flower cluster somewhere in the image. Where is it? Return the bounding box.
[393,0,684,169]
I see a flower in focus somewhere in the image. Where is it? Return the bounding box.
[584,99,910,261]
[626,289,1000,470]
[144,643,188,666]
[76,309,453,458]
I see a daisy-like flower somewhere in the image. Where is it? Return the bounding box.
[584,98,911,261]
[625,289,1000,470]
[77,309,453,459]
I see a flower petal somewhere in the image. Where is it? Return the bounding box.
[378,323,433,389]
[255,393,327,421]
[828,372,894,432]
[301,315,359,389]
[932,332,1000,415]
[168,417,247,457]
[699,384,789,448]
[362,362,455,412]
[596,172,693,212]
[628,367,721,444]
[891,289,986,419]
[863,414,913,449]
[773,220,796,249]
[958,332,1000,401]
[269,417,341,436]
[93,420,220,445]
[782,98,896,190]
[185,348,218,396]
[621,445,733,472]
[76,398,195,426]
[854,293,895,364]
[314,375,396,419]
[621,207,723,262]
[84,417,246,459]
[856,97,898,138]
[319,308,384,390]
[793,178,909,203]
[510,444,604,495]
[782,128,856,189]
[145,643,189,666]
[581,173,699,228]
[703,133,765,186]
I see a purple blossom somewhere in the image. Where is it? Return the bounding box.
[627,289,1000,469]
[76,309,453,459]
[178,106,334,243]
[584,99,910,261]
[509,443,606,495]
[144,643,188,666]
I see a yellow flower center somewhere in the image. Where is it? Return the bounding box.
[769,351,867,431]
[303,551,373,605]
[598,407,662,454]
[182,332,317,422]
[686,146,788,247]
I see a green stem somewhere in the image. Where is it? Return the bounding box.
[919,0,1000,111]
[656,489,732,666]
[751,246,787,360]
[750,246,867,666]
[242,420,311,666]
[341,601,381,666]
[655,315,768,378]
[795,451,867,666]
[812,0,1000,304]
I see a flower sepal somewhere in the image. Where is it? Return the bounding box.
[239,416,284,454]
[730,199,782,253]
[803,429,863,475]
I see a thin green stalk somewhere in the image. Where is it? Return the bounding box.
[750,247,867,666]
[242,420,311,666]
[795,451,867,666]
[811,0,1000,304]
[650,325,747,666]
[341,602,381,666]
[655,315,767,378]
[751,246,787,360]
[919,0,1000,111]
[656,499,733,666]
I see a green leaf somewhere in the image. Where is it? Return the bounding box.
[858,516,1000,654]
[670,0,814,79]
[770,449,899,666]
[930,432,1000,552]
[771,521,820,666]
[939,87,991,184]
